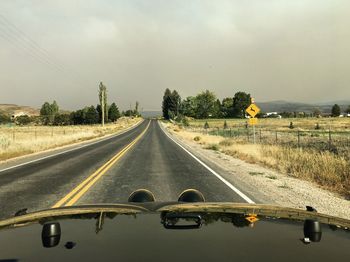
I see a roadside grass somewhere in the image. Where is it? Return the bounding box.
[0,117,141,162]
[204,144,220,151]
[166,123,350,198]
[187,117,350,131]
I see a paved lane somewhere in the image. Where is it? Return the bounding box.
[0,120,148,219]
[0,119,253,220]
[78,120,249,204]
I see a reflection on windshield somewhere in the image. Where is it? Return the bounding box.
[39,211,330,249]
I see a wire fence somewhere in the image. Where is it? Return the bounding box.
[185,126,350,154]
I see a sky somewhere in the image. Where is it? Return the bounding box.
[0,0,349,111]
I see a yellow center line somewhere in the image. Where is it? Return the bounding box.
[52,121,150,208]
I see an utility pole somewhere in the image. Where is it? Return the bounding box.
[99,82,107,127]
[101,90,105,126]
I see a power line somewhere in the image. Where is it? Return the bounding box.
[0,13,91,87]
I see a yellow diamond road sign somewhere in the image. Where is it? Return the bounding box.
[245,214,259,223]
[249,117,258,126]
[246,103,260,118]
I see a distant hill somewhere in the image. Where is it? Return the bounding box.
[0,104,39,117]
[258,100,350,113]
[141,111,162,118]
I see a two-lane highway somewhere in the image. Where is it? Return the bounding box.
[0,119,253,219]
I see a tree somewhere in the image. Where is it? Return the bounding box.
[51,100,59,115]
[85,106,99,124]
[124,109,134,117]
[170,90,181,118]
[98,82,108,126]
[346,105,350,114]
[108,102,120,122]
[96,104,102,123]
[194,90,217,119]
[232,92,251,118]
[331,104,341,117]
[221,97,234,118]
[0,112,11,124]
[213,99,222,118]
[53,114,71,125]
[180,96,196,118]
[162,88,172,119]
[40,102,52,125]
[134,101,139,116]
[15,115,31,125]
[313,108,321,117]
[40,101,59,125]
[71,109,86,125]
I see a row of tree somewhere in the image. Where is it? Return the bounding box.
[162,89,251,119]
[37,82,140,126]
[162,89,350,120]
[0,82,141,126]
[39,101,121,125]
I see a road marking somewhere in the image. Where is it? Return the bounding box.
[52,120,151,208]
[158,121,255,204]
[0,120,144,174]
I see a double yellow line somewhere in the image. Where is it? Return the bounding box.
[52,121,151,208]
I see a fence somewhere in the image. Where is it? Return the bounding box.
[185,126,350,154]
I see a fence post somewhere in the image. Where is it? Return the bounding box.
[275,131,278,143]
[297,130,300,148]
[259,128,262,142]
[328,128,332,150]
[247,128,250,142]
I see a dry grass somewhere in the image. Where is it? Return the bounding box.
[188,117,350,131]
[167,123,350,197]
[0,117,141,162]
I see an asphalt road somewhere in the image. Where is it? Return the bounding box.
[0,119,251,219]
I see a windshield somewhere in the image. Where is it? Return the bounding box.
[0,0,349,227]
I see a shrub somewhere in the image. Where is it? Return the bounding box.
[205,144,220,151]
[182,117,189,127]
[194,136,201,141]
[223,120,228,129]
[15,115,32,125]
[219,139,233,146]
[289,122,294,129]
[204,121,209,129]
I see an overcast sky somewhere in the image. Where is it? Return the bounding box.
[0,0,349,110]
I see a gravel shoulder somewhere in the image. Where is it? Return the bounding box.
[162,122,350,220]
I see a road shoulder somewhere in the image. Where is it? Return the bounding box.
[160,121,350,219]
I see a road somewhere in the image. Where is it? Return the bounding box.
[0,119,253,219]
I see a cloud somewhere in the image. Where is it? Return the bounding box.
[0,0,349,110]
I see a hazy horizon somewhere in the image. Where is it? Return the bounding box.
[1,0,349,111]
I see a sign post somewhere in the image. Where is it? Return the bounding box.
[245,100,260,144]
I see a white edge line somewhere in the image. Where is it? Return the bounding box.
[158,121,255,204]
[0,119,145,173]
